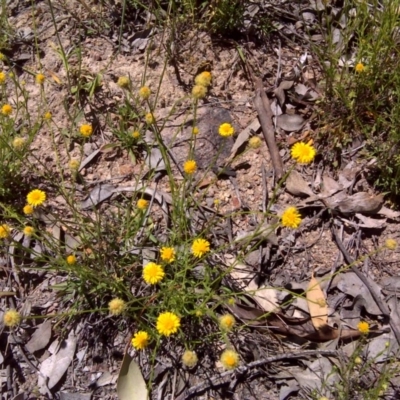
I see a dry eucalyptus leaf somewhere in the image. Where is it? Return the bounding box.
[332,192,384,215]
[286,170,314,197]
[378,206,400,219]
[145,147,165,172]
[26,320,52,353]
[38,331,77,392]
[355,214,386,229]
[276,114,305,132]
[226,118,260,163]
[320,175,342,197]
[306,275,328,330]
[80,184,115,209]
[59,393,92,400]
[117,353,149,400]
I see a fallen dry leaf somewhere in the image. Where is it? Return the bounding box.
[286,170,314,197]
[306,274,328,330]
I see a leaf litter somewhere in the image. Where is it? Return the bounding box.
[4,1,400,399]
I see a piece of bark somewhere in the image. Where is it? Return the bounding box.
[254,78,284,180]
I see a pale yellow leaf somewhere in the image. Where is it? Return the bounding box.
[306,274,328,330]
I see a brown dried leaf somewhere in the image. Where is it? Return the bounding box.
[306,275,328,330]
[330,192,384,215]
[286,170,314,197]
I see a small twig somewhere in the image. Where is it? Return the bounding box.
[253,78,284,180]
[179,350,338,400]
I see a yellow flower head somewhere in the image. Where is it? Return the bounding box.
[385,238,397,250]
[137,198,149,210]
[355,62,365,73]
[184,160,197,174]
[79,124,93,137]
[357,321,369,334]
[131,331,150,350]
[139,86,151,100]
[23,226,34,236]
[219,314,235,331]
[219,123,234,137]
[192,84,207,99]
[3,309,21,327]
[182,350,198,368]
[145,112,155,124]
[143,262,165,285]
[23,204,34,215]
[195,310,203,317]
[191,238,210,258]
[160,246,176,263]
[0,53,5,61]
[0,224,11,239]
[1,104,12,116]
[249,136,262,149]
[43,111,52,121]
[69,159,80,170]
[227,297,235,305]
[220,349,239,370]
[108,298,126,316]
[156,311,181,336]
[195,71,212,87]
[12,137,26,150]
[354,356,362,365]
[27,189,46,207]
[192,126,199,135]
[66,254,77,265]
[35,73,45,85]
[291,142,316,164]
[132,130,140,139]
[117,76,130,89]
[281,206,301,229]
[0,71,6,84]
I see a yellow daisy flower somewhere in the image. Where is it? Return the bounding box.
[3,309,21,327]
[219,123,234,137]
[156,311,181,336]
[12,137,26,150]
[219,314,235,331]
[192,85,207,99]
[192,126,199,135]
[139,86,151,100]
[132,131,140,139]
[191,238,210,258]
[66,255,77,265]
[23,226,34,236]
[23,204,34,215]
[143,262,165,285]
[385,239,397,250]
[137,198,149,210]
[43,111,52,120]
[281,206,301,229]
[182,350,198,368]
[0,71,6,84]
[27,189,46,207]
[108,298,126,315]
[131,331,150,350]
[1,104,12,116]
[220,349,239,370]
[0,224,11,239]
[357,321,369,334]
[79,124,93,137]
[291,142,316,164]
[35,73,45,85]
[160,247,176,263]
[117,76,130,88]
[69,159,80,170]
[355,62,365,73]
[184,160,197,174]
[249,136,262,149]
[195,71,212,87]
[145,113,155,124]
